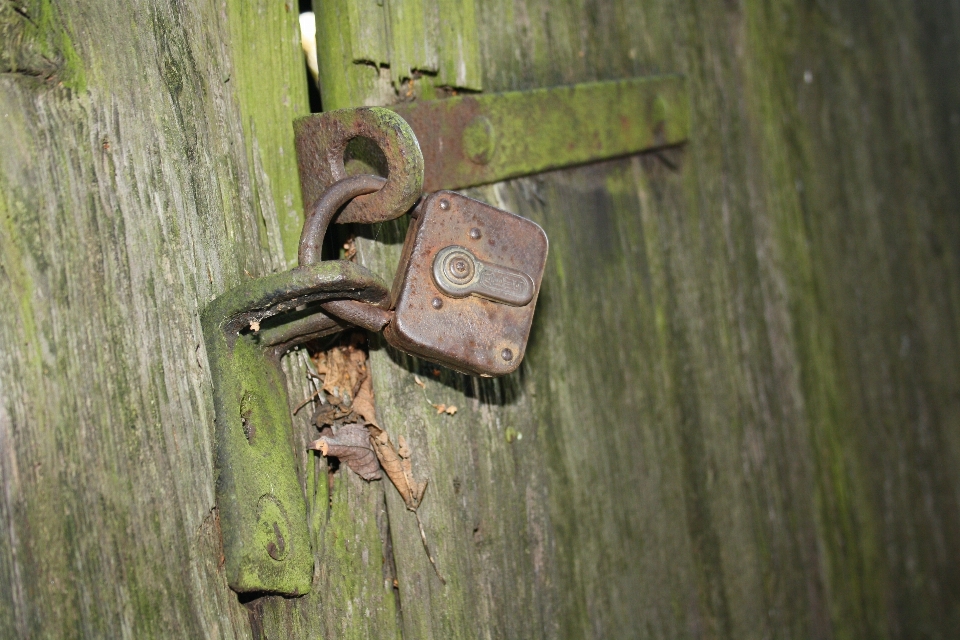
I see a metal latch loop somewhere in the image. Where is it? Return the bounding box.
[294,107,424,224]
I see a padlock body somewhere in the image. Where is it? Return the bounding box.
[385,191,548,376]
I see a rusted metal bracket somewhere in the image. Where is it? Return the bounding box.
[201,261,392,596]
[386,74,689,191]
[294,107,423,223]
[203,108,424,596]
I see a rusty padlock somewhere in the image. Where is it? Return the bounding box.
[295,107,548,378]
[384,191,548,377]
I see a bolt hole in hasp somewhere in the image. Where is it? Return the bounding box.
[239,392,255,444]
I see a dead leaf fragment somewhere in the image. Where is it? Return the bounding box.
[368,426,426,510]
[414,376,425,388]
[309,424,381,481]
[367,425,445,585]
[342,236,357,261]
[312,343,366,406]
[431,403,457,416]
[311,402,340,427]
[352,374,379,427]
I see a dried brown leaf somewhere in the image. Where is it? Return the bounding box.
[397,435,426,506]
[367,426,444,584]
[311,402,338,428]
[430,403,457,416]
[311,343,367,406]
[309,423,381,480]
[312,350,329,376]
[368,426,426,510]
[352,374,379,427]
[342,236,357,261]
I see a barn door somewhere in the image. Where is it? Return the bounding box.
[301,1,960,638]
[1,0,957,638]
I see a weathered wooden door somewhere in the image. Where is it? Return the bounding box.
[2,0,959,638]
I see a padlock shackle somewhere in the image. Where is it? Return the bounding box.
[297,174,397,335]
[298,174,387,266]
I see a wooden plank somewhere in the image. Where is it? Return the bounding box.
[347,0,390,67]
[224,1,403,636]
[435,0,482,90]
[322,0,960,637]
[315,0,483,109]
[0,0,958,638]
[225,0,311,268]
[0,0,402,637]
[315,0,395,112]
[0,1,264,635]
[386,0,439,82]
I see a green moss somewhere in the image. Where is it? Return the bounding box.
[1,0,86,91]
[56,20,86,93]
[0,189,40,359]
[741,2,887,635]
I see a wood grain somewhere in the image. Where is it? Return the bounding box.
[0,0,958,637]
[329,0,960,637]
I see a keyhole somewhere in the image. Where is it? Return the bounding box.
[440,249,476,284]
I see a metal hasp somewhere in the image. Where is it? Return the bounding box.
[294,109,550,378]
[204,107,423,596]
[387,75,689,191]
[295,107,423,223]
[201,261,392,595]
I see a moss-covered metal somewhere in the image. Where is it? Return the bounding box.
[201,260,390,594]
[388,75,690,191]
[293,107,424,224]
